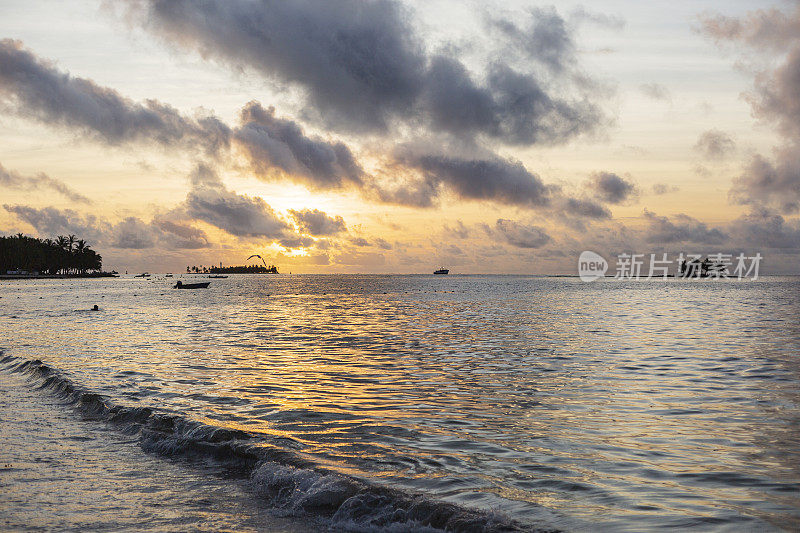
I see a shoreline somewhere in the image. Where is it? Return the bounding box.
[0,273,118,280]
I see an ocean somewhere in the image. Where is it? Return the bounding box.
[1,275,798,531]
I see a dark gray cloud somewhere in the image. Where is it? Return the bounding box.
[495,219,551,248]
[701,6,800,126]
[0,162,90,203]
[729,206,800,249]
[182,164,290,239]
[2,204,209,249]
[278,235,316,249]
[110,217,158,249]
[0,39,230,153]
[420,54,603,145]
[588,172,638,204]
[369,174,440,208]
[487,6,575,72]
[235,102,363,189]
[563,197,612,219]
[125,0,605,145]
[3,162,321,249]
[289,208,346,236]
[643,209,727,244]
[154,219,210,249]
[399,153,550,207]
[0,40,370,192]
[3,205,105,243]
[588,171,637,204]
[694,129,736,159]
[1,34,606,215]
[752,45,800,141]
[730,146,800,214]
[127,0,425,133]
[701,6,800,214]
[343,235,391,249]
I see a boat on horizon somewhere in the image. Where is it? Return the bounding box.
[208,275,228,278]
[134,272,151,278]
[174,281,210,289]
[434,268,449,275]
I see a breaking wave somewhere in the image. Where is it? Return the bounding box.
[0,353,551,532]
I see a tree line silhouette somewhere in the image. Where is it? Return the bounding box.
[187,264,279,274]
[0,233,103,275]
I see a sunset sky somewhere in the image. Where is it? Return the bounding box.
[1,0,798,273]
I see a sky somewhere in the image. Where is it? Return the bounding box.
[1,0,798,274]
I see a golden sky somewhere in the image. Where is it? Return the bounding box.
[1,0,798,273]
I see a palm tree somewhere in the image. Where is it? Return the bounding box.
[0,233,103,275]
[74,240,87,273]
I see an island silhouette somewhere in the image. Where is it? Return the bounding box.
[0,233,116,278]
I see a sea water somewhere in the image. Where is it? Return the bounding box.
[1,275,798,531]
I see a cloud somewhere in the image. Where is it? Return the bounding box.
[487,6,576,73]
[643,209,727,244]
[125,0,425,133]
[694,129,736,159]
[729,146,800,214]
[562,197,612,219]
[699,7,800,53]
[639,83,670,101]
[374,237,392,250]
[0,162,90,203]
[278,235,316,249]
[700,5,800,213]
[154,219,210,249]
[235,102,364,189]
[444,220,471,239]
[1,37,609,216]
[430,60,603,145]
[652,183,679,195]
[110,217,158,249]
[398,153,550,207]
[3,163,307,249]
[3,205,105,243]
[569,6,625,31]
[182,164,291,239]
[344,235,392,249]
[587,171,637,204]
[368,174,440,208]
[2,204,209,249]
[494,219,551,248]
[124,0,606,145]
[1,40,373,197]
[289,208,346,236]
[729,206,800,249]
[0,39,230,154]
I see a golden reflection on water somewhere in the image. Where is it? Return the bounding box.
[1,275,799,529]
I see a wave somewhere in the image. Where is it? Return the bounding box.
[0,353,551,532]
